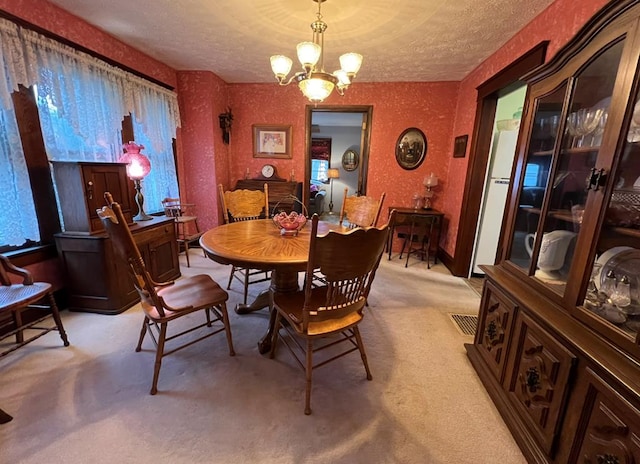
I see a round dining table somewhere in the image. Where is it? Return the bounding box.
[200,218,343,353]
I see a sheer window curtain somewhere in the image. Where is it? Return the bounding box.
[0,18,181,243]
[0,19,40,245]
[130,86,180,213]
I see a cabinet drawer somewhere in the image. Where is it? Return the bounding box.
[505,312,577,455]
[476,281,519,383]
[569,368,640,463]
[134,221,174,245]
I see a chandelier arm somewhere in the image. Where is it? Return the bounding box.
[277,72,307,86]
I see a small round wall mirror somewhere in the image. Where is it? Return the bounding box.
[342,149,359,171]
[395,127,427,170]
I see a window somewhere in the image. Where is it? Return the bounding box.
[523,163,540,187]
[311,159,329,184]
[0,17,181,250]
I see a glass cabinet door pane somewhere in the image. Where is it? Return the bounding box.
[585,71,640,342]
[534,40,623,297]
[508,85,566,271]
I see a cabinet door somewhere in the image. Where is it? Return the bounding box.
[505,312,577,454]
[135,220,179,283]
[83,163,133,232]
[507,35,627,300]
[581,46,640,348]
[476,281,519,384]
[569,368,640,463]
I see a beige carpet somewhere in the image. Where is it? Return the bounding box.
[0,251,525,464]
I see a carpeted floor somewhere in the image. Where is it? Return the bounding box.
[0,251,525,464]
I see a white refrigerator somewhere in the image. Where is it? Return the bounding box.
[472,129,519,275]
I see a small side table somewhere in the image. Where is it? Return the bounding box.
[387,207,444,264]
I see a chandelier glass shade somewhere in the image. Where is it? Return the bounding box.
[270,0,362,103]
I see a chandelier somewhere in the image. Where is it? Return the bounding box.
[269,0,363,103]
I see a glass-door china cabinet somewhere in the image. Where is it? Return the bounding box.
[466,1,640,463]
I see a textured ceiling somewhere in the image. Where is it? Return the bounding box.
[47,0,555,83]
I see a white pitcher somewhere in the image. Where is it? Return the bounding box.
[525,230,577,272]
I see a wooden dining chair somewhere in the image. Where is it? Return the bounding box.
[218,183,271,304]
[312,188,386,289]
[97,192,234,395]
[0,254,69,358]
[398,214,438,268]
[161,197,203,268]
[270,212,393,415]
[339,188,386,229]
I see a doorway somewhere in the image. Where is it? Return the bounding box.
[304,105,373,217]
[470,84,527,275]
[448,42,548,277]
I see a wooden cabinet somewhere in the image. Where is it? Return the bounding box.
[568,368,640,463]
[55,217,180,314]
[505,313,576,455]
[475,281,519,384]
[466,1,640,462]
[51,161,134,234]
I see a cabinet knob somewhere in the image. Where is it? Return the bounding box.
[87,180,94,200]
[525,367,541,393]
[595,454,619,464]
[486,320,498,341]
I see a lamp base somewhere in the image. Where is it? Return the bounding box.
[133,179,153,221]
[133,211,154,221]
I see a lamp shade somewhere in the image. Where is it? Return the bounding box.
[423,172,438,188]
[270,55,293,79]
[299,76,335,103]
[327,168,340,179]
[339,53,363,76]
[119,142,151,180]
[296,42,321,68]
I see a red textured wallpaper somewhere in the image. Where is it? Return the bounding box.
[225,81,459,237]
[176,71,230,230]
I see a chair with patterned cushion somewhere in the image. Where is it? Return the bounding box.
[270,212,392,414]
[218,183,270,304]
[0,254,69,358]
[98,192,234,395]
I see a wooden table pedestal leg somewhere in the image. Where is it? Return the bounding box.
[256,269,300,354]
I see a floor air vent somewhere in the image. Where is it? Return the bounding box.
[449,314,478,336]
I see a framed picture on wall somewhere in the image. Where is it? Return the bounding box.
[395,127,427,170]
[453,134,469,158]
[253,125,292,159]
[311,138,332,161]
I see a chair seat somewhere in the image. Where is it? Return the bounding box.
[145,275,229,321]
[0,253,69,359]
[274,288,363,336]
[0,282,51,311]
[175,215,197,224]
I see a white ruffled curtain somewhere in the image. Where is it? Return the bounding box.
[0,17,181,242]
[0,19,39,245]
[131,93,180,212]
[22,28,128,161]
